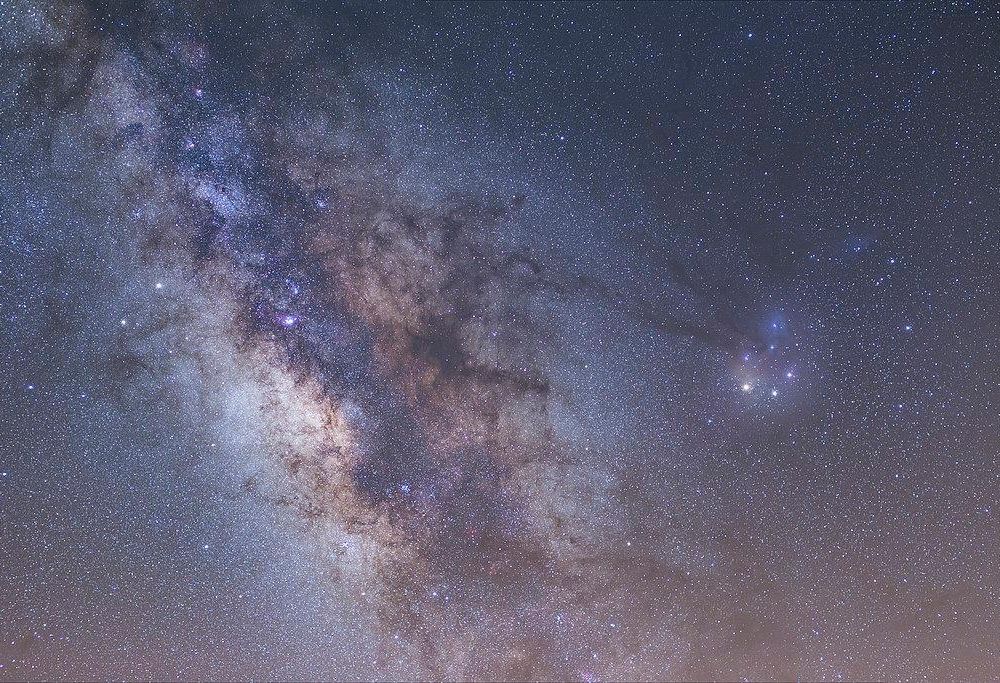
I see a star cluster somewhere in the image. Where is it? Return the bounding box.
[1,1,998,681]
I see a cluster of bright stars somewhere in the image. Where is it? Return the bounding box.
[739,366,795,399]
[740,382,781,397]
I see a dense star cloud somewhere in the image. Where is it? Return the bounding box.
[1,1,999,681]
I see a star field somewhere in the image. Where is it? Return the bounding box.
[1,1,999,681]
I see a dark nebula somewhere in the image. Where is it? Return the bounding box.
[1,1,999,681]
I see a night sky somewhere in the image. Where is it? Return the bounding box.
[1,1,999,680]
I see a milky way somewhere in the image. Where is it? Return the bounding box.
[2,1,999,681]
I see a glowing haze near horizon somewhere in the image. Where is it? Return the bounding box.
[1,1,999,680]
